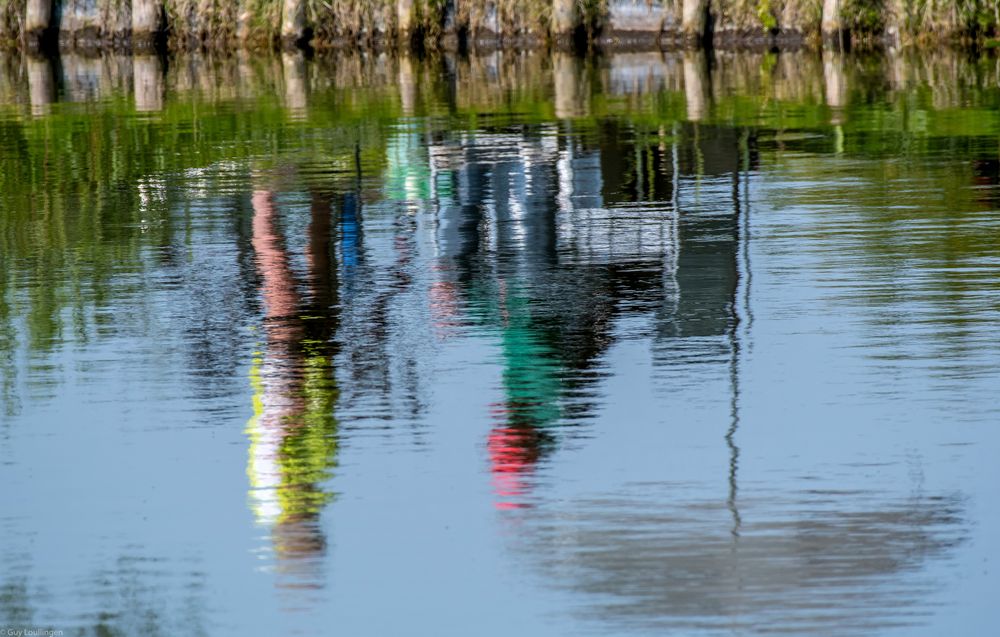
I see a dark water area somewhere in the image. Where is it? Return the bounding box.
[0,49,997,635]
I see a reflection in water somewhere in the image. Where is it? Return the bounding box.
[134,54,165,112]
[247,187,338,588]
[0,47,995,635]
[281,51,308,117]
[0,550,208,635]
[423,118,755,509]
[521,487,964,634]
[26,55,55,117]
[683,50,710,122]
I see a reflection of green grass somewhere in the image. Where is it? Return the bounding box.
[0,70,397,411]
[3,51,1000,403]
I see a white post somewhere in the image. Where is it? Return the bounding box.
[25,0,53,45]
[822,0,844,47]
[132,0,164,46]
[282,0,306,45]
[398,0,415,43]
[681,0,708,44]
[552,0,579,44]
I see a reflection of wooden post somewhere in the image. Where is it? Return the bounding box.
[282,0,306,45]
[824,50,846,147]
[25,0,53,47]
[132,0,163,49]
[681,0,708,44]
[823,51,847,109]
[282,51,308,116]
[552,0,580,47]
[61,54,103,102]
[399,55,417,115]
[134,55,165,112]
[683,50,709,122]
[553,52,587,119]
[886,48,907,92]
[27,55,55,117]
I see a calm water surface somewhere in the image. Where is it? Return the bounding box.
[0,49,998,635]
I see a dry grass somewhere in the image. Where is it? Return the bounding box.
[165,0,249,46]
[454,0,550,36]
[0,0,24,45]
[310,0,395,45]
[2,0,1000,49]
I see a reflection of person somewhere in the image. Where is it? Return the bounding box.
[246,188,339,585]
[479,280,560,510]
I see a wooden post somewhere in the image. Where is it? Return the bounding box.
[884,0,900,48]
[681,0,708,45]
[552,0,580,47]
[397,0,416,44]
[282,0,307,46]
[132,0,164,49]
[25,0,53,47]
[822,0,845,47]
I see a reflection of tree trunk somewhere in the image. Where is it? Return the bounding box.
[133,55,165,113]
[553,52,587,119]
[27,55,55,118]
[683,50,710,123]
[823,50,847,129]
[398,55,417,116]
[886,48,908,92]
[770,51,825,104]
[60,54,98,102]
[282,51,308,116]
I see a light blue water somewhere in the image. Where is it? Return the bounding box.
[0,49,997,636]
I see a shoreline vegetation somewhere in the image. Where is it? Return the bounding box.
[4,0,1000,53]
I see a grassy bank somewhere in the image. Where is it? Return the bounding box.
[4,0,1000,50]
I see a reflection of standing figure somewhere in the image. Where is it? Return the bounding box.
[247,188,339,587]
[487,281,561,509]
